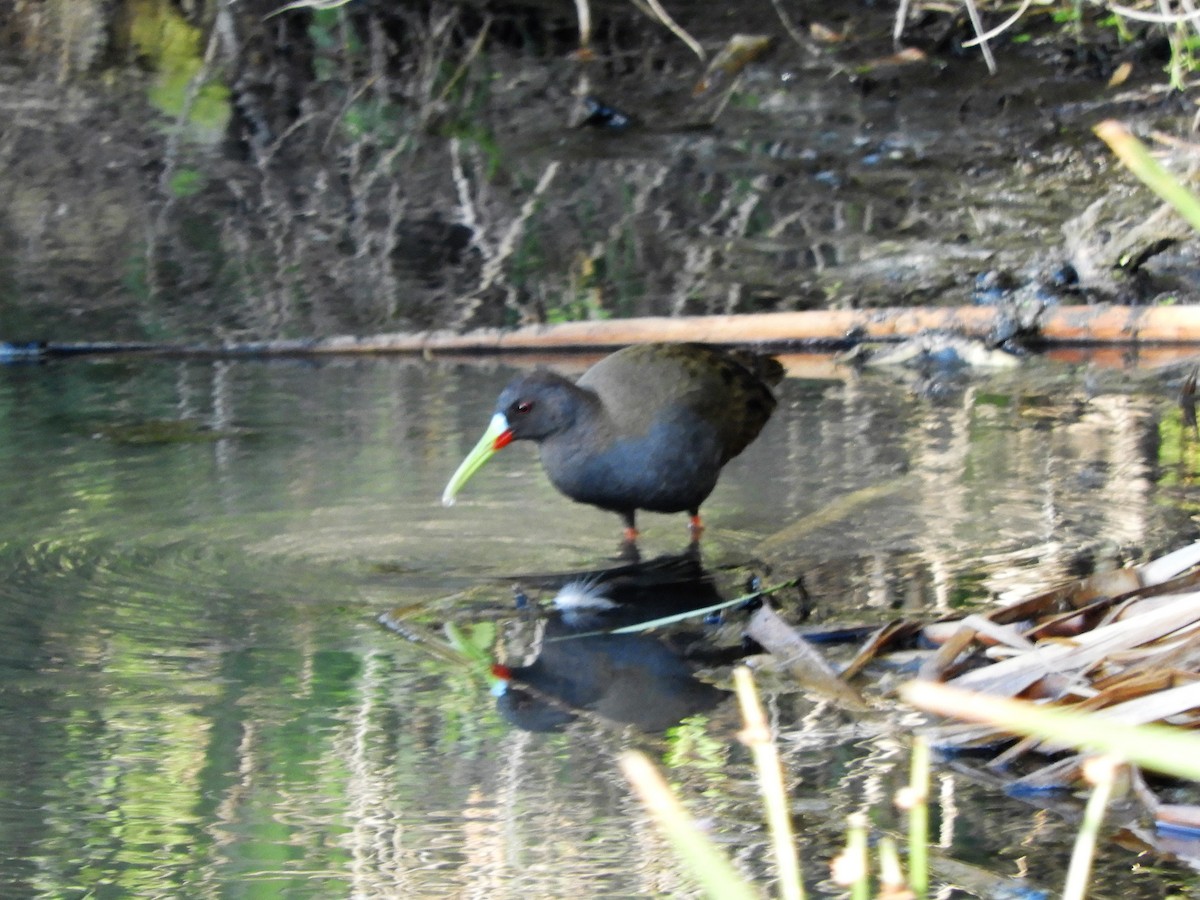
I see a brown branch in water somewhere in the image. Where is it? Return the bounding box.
[42,305,1200,357]
[248,304,1200,353]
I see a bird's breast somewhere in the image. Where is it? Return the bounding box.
[539,417,723,513]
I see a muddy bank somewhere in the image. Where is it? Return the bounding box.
[0,0,1196,343]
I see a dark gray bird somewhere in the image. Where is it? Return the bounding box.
[442,342,783,541]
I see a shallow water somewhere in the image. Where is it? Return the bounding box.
[0,352,1198,898]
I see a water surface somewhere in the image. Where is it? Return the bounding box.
[0,353,1196,897]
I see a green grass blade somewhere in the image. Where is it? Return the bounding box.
[902,681,1200,781]
[846,813,870,900]
[1095,120,1200,232]
[906,735,930,900]
[620,751,761,900]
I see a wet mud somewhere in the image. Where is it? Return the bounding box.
[1,0,1197,343]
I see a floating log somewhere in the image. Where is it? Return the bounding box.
[25,304,1200,359]
[213,304,1200,354]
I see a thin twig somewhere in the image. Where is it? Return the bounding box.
[961,0,998,73]
[148,4,227,294]
[433,17,492,107]
[322,74,380,153]
[1062,758,1120,900]
[894,0,913,45]
[264,0,353,19]
[1181,0,1200,40]
[961,0,1035,47]
[573,0,593,50]
[769,0,821,55]
[633,0,706,62]
[1109,1,1200,22]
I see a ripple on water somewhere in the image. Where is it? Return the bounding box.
[0,356,1196,898]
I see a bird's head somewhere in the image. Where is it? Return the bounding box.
[441,371,582,506]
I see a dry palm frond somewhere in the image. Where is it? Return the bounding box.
[909,539,1200,799]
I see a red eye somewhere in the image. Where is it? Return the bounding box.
[515,401,533,414]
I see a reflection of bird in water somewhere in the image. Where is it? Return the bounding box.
[492,551,755,733]
[443,342,783,546]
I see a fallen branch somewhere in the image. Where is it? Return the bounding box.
[18,304,1200,359]
[257,304,1200,352]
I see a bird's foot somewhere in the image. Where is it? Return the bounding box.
[687,515,705,541]
[617,527,641,562]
